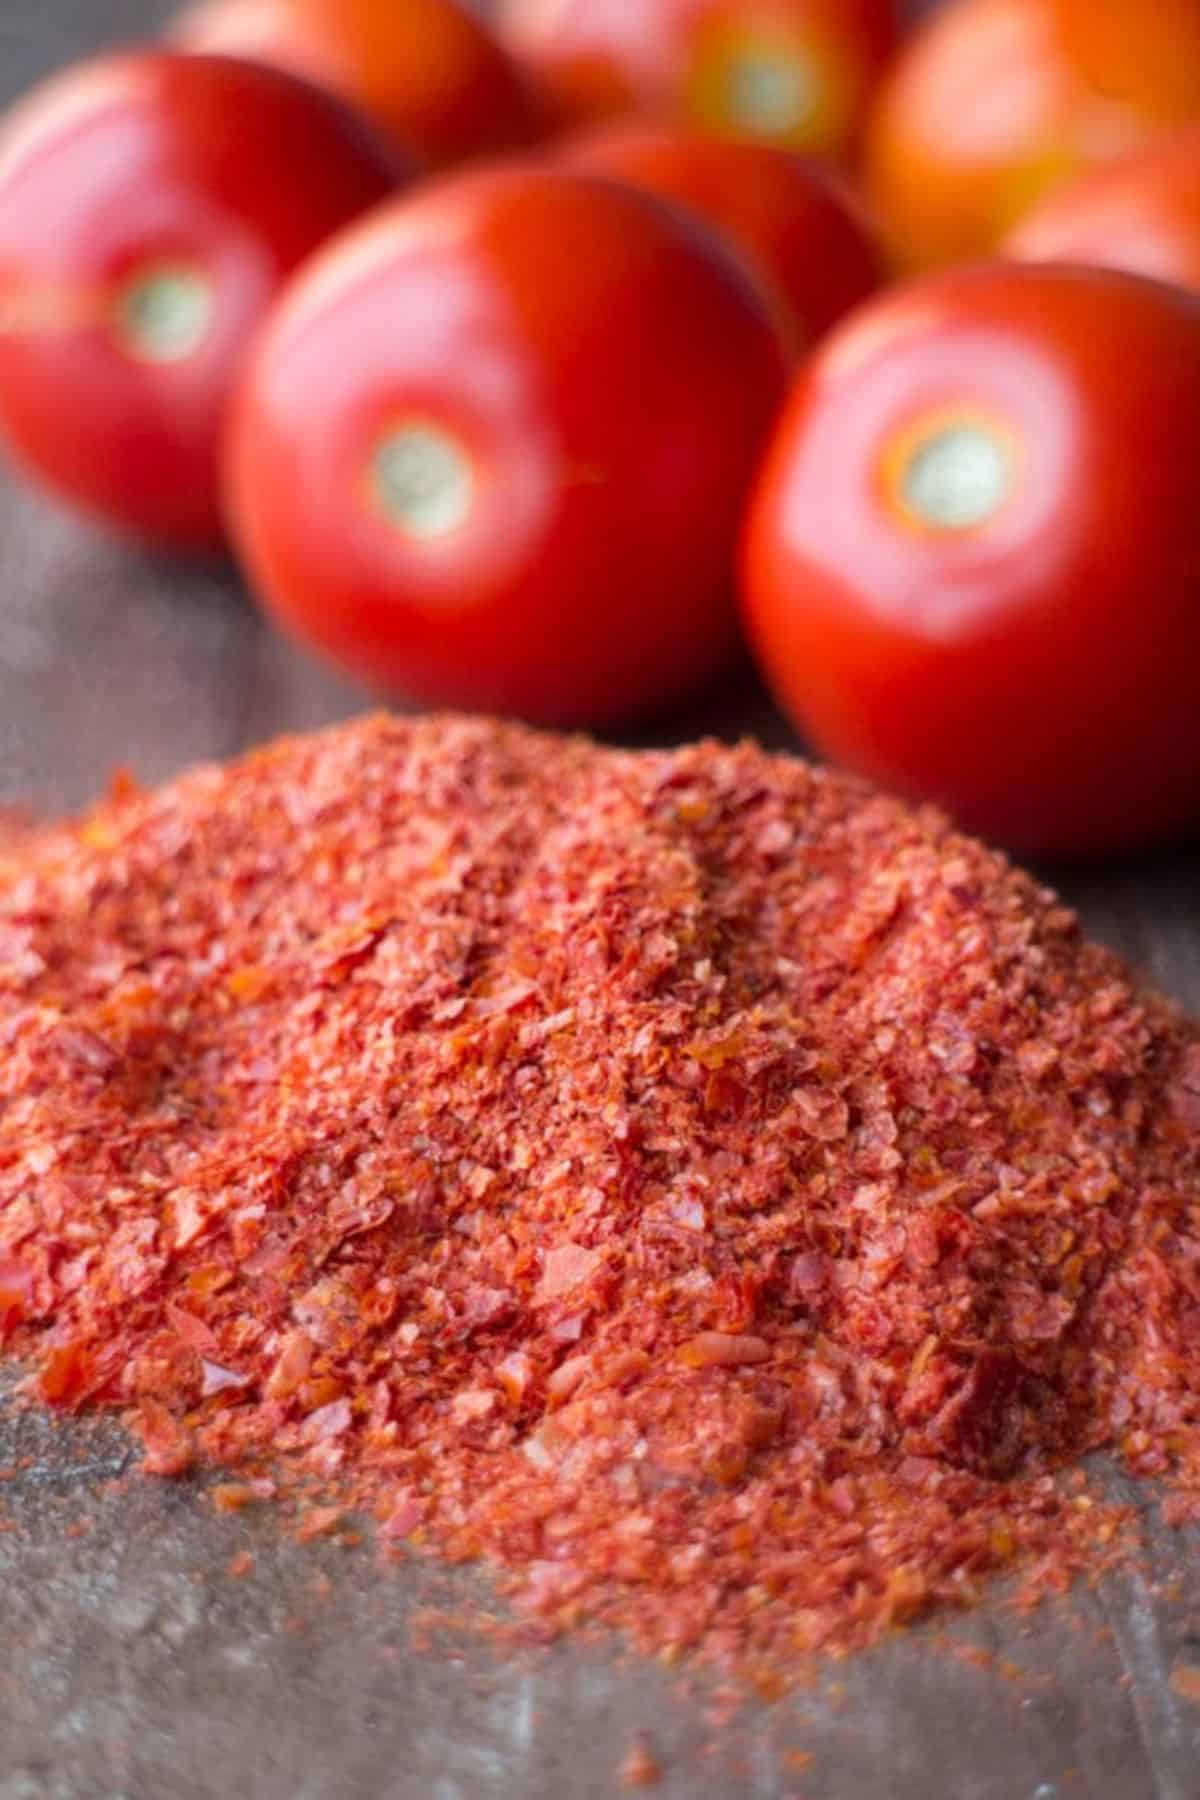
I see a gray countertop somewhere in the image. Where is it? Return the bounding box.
[2,4,1199,1795]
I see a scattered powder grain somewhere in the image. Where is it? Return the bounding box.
[618,1734,663,1787]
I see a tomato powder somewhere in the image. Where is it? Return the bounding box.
[2,714,1200,1671]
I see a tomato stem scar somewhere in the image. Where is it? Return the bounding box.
[888,415,1018,534]
[113,262,215,364]
[723,47,817,134]
[370,423,475,540]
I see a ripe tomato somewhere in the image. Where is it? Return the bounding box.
[741,262,1200,857]
[560,121,881,352]
[498,0,899,160]
[0,51,402,548]
[171,0,545,168]
[1005,127,1200,294]
[867,0,1200,270]
[228,166,789,729]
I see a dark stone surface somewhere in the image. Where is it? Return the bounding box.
[1,3,1199,1795]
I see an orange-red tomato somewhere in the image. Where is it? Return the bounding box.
[560,121,881,351]
[0,51,402,548]
[499,0,899,159]
[867,0,1200,270]
[172,0,543,167]
[228,166,789,730]
[1005,126,1200,294]
[742,262,1200,857]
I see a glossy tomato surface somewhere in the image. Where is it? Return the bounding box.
[742,262,1200,857]
[0,51,402,547]
[867,0,1200,270]
[1005,126,1200,294]
[229,165,789,729]
[561,121,881,352]
[499,0,899,159]
[173,0,544,167]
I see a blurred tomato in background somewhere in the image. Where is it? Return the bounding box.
[227,165,789,730]
[560,121,882,353]
[3,0,1200,861]
[498,0,900,159]
[0,50,402,548]
[1005,126,1200,294]
[172,0,545,166]
[868,0,1200,269]
[742,262,1200,856]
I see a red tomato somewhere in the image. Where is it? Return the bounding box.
[1005,127,1200,294]
[228,165,789,729]
[560,121,882,352]
[0,51,403,548]
[172,0,545,168]
[499,0,899,160]
[741,262,1200,857]
[867,0,1200,270]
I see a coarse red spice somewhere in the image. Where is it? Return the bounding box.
[2,714,1200,1673]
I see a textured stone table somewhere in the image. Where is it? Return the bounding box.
[1,3,1199,1796]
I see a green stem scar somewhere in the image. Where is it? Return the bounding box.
[371,425,475,540]
[114,264,215,364]
[724,50,816,134]
[901,423,1015,532]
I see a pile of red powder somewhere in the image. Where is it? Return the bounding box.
[2,713,1200,1670]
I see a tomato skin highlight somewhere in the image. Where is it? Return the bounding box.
[228,165,790,730]
[560,121,882,353]
[172,0,547,168]
[741,261,1200,858]
[1005,126,1200,296]
[0,51,403,548]
[867,0,1200,271]
[499,0,899,160]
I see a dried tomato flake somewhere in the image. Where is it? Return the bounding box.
[134,1399,193,1478]
[0,1260,33,1344]
[618,1735,663,1788]
[296,1506,345,1543]
[535,1244,603,1303]
[1170,1662,1200,1704]
[678,1332,772,1369]
[3,714,1200,1679]
[211,1483,260,1513]
[36,1341,94,1408]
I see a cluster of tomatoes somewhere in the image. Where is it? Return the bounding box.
[5,0,1200,857]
